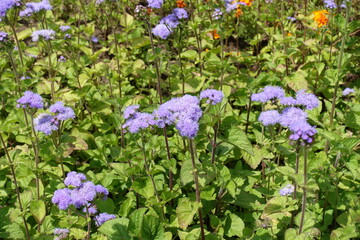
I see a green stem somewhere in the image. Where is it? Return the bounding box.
[298,145,308,234]
[0,133,30,240]
[189,139,205,240]
[7,50,21,95]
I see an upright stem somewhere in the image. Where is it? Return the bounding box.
[86,212,91,240]
[245,95,252,134]
[162,128,174,193]
[140,132,165,219]
[9,24,24,68]
[30,115,41,200]
[211,123,219,165]
[0,134,30,240]
[290,144,301,227]
[298,145,308,234]
[219,30,224,90]
[189,139,205,240]
[7,50,21,95]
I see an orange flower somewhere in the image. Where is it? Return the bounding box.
[313,10,329,27]
[287,32,292,36]
[176,0,186,8]
[239,0,254,6]
[210,30,220,39]
[147,7,152,14]
[235,7,243,17]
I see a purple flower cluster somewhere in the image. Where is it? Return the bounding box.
[253,86,319,144]
[224,0,246,13]
[279,184,294,196]
[342,88,355,96]
[212,8,223,20]
[58,55,66,62]
[34,101,75,135]
[31,29,55,42]
[200,89,224,105]
[59,25,70,32]
[54,228,69,240]
[94,213,116,226]
[16,91,44,109]
[122,111,156,134]
[20,0,52,17]
[0,0,20,19]
[152,8,189,39]
[324,0,337,9]
[287,16,296,22]
[52,171,109,211]
[147,0,163,9]
[0,31,8,42]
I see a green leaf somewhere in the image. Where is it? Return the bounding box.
[176,198,200,230]
[224,213,244,237]
[180,159,194,186]
[30,200,46,224]
[98,218,131,240]
[129,208,147,237]
[141,215,164,240]
[241,146,273,169]
[70,228,87,240]
[132,177,154,199]
[226,128,254,156]
[181,50,198,60]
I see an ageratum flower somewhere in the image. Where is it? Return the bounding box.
[342,88,355,96]
[279,107,308,128]
[34,113,59,135]
[279,184,294,196]
[52,188,73,210]
[160,14,180,29]
[31,29,55,42]
[152,23,172,39]
[147,0,163,9]
[324,0,337,8]
[91,35,98,43]
[16,91,44,109]
[251,86,285,103]
[288,121,316,143]
[58,55,66,62]
[122,112,156,133]
[0,0,20,19]
[200,89,224,105]
[64,171,86,187]
[59,25,70,32]
[94,213,116,226]
[71,181,98,208]
[123,105,140,119]
[0,31,8,42]
[287,16,296,22]
[294,90,319,110]
[20,0,52,17]
[175,118,199,139]
[212,8,223,20]
[49,101,75,121]
[173,8,188,19]
[82,203,98,215]
[280,96,297,106]
[53,228,70,240]
[258,110,281,126]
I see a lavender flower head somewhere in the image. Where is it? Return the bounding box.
[279,107,308,128]
[31,29,55,42]
[288,121,316,144]
[0,31,8,42]
[54,228,70,240]
[176,118,199,139]
[16,91,44,109]
[71,181,98,208]
[287,16,296,22]
[20,0,52,17]
[147,0,163,9]
[279,184,294,196]
[212,8,223,20]
[173,8,188,19]
[64,171,86,187]
[0,0,21,19]
[58,55,66,62]
[258,110,281,126]
[200,89,224,105]
[251,86,285,103]
[52,188,72,210]
[160,14,180,29]
[60,25,70,32]
[280,96,297,106]
[95,0,105,4]
[342,88,355,96]
[49,101,75,121]
[123,105,140,119]
[91,35,98,43]
[152,23,172,39]
[295,90,319,110]
[34,113,59,135]
[122,112,156,133]
[324,0,337,9]
[83,203,98,215]
[94,213,116,226]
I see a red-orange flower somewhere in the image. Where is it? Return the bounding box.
[239,0,254,6]
[210,30,220,39]
[313,10,329,27]
[235,7,243,17]
[176,0,186,8]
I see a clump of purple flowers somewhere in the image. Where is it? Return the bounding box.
[54,228,69,240]
[279,184,294,196]
[59,25,70,32]
[31,29,55,42]
[20,0,52,17]
[94,213,116,226]
[16,91,44,109]
[342,88,355,96]
[58,55,66,62]
[212,8,223,20]
[33,101,75,135]
[0,31,8,42]
[152,8,189,39]
[252,86,319,144]
[200,89,224,105]
[0,0,21,20]
[52,171,109,211]
[324,0,337,9]
[147,0,163,9]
